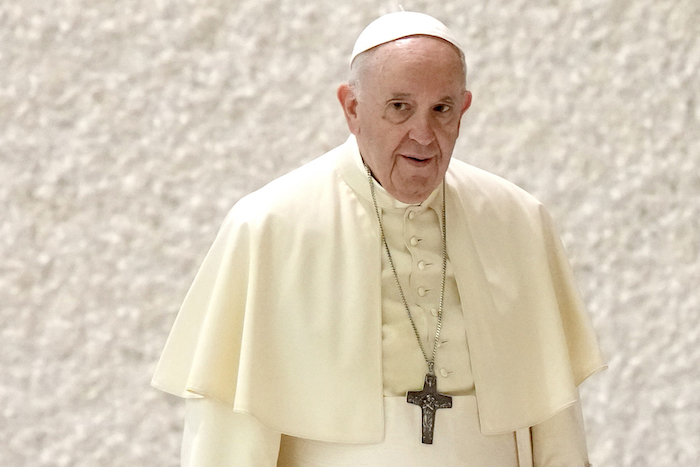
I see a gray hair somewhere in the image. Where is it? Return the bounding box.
[348,37,468,100]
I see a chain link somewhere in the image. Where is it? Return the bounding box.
[365,165,447,375]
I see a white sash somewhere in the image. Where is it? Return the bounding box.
[278,396,526,466]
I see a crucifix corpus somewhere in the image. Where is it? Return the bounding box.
[407,373,453,444]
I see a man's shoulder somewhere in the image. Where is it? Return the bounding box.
[229,144,344,224]
[447,158,542,211]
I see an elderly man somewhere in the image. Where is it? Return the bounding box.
[152,11,605,466]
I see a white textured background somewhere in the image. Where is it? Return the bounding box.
[1,0,698,466]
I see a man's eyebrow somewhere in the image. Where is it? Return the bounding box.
[386,93,457,102]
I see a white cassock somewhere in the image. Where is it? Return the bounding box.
[152,136,605,466]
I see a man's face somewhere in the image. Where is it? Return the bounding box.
[339,36,471,204]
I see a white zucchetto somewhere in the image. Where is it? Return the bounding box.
[350,11,463,66]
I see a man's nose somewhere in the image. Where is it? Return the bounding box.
[408,113,436,146]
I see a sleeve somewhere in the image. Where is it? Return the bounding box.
[531,397,591,467]
[182,397,281,467]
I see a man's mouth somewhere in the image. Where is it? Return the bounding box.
[402,154,433,164]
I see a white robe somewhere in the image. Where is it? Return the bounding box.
[152,135,605,442]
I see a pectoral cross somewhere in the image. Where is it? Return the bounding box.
[406,373,452,444]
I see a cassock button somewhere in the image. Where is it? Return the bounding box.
[418,287,427,297]
[430,308,438,317]
[440,368,450,378]
[418,260,426,270]
[408,211,416,220]
[410,236,419,246]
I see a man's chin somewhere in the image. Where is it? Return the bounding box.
[391,179,440,204]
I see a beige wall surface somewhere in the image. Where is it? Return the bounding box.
[1,1,698,466]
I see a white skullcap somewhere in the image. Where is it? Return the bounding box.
[350,11,463,66]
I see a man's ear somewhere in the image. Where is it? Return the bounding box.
[337,83,360,135]
[461,90,473,115]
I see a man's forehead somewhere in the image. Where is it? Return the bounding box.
[350,11,463,67]
[368,39,466,96]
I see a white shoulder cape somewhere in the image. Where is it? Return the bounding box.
[152,136,605,440]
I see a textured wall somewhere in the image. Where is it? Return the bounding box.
[1,0,698,466]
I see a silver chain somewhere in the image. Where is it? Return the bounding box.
[365,165,448,376]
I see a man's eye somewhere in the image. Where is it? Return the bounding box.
[391,102,410,111]
[434,104,452,113]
